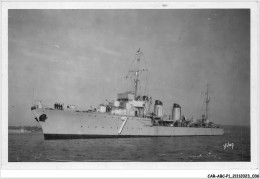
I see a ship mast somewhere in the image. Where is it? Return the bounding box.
[205,84,210,120]
[204,83,213,120]
[134,71,139,99]
[127,49,148,100]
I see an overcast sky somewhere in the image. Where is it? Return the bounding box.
[8,9,250,126]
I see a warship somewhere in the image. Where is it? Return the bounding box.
[31,49,224,140]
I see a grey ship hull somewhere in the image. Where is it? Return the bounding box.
[32,108,224,140]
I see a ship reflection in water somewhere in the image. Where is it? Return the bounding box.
[8,125,250,162]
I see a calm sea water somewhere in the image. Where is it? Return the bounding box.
[8,125,250,162]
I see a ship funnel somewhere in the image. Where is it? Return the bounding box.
[172,103,181,121]
[154,100,163,117]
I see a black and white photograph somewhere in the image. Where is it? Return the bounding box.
[1,1,259,178]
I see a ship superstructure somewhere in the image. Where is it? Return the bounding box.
[31,49,224,140]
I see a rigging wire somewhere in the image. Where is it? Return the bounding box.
[125,48,149,96]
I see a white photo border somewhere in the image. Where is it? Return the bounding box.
[1,1,259,178]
